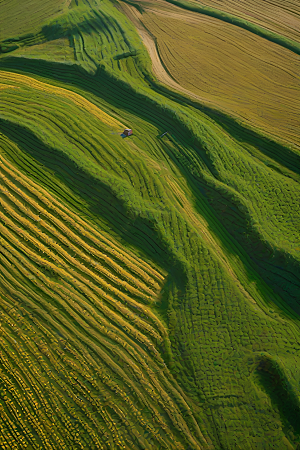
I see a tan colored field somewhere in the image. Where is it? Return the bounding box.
[191,0,300,43]
[122,1,300,148]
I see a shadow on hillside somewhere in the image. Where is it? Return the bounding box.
[1,13,109,49]
[1,56,299,179]
[0,116,187,291]
[0,57,299,320]
[148,79,300,179]
[255,356,300,440]
[200,179,300,315]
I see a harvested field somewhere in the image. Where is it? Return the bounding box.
[122,0,300,148]
[0,0,300,448]
[191,0,300,43]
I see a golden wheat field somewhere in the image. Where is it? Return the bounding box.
[191,0,300,43]
[1,0,300,448]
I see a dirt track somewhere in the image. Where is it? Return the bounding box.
[119,4,264,309]
[120,3,214,107]
[120,0,300,149]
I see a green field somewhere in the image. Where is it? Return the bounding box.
[0,0,300,449]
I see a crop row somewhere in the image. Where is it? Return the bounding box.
[0,10,299,445]
[1,61,298,318]
[164,0,300,54]
[2,163,161,298]
[0,70,124,130]
[0,140,163,290]
[1,57,298,316]
[0,150,164,291]
[0,263,197,448]
[0,133,204,449]
[0,247,188,448]
[0,186,156,303]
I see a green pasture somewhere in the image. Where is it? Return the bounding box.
[0,0,300,448]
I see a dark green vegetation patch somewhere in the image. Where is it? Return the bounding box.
[0,0,299,449]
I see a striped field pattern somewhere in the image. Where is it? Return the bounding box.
[0,144,208,449]
[0,0,300,448]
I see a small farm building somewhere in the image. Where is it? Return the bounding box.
[123,128,133,136]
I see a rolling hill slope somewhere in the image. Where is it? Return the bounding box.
[0,0,300,449]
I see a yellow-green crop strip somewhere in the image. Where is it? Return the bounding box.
[0,0,299,448]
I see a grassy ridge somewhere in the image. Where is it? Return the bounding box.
[0,135,208,449]
[1,62,300,448]
[0,0,152,77]
[0,0,300,448]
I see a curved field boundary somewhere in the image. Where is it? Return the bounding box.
[133,5,300,149]
[120,3,300,151]
[0,143,164,295]
[164,0,300,55]
[0,61,299,449]
[0,68,266,315]
[0,71,126,130]
[0,144,207,449]
[0,0,300,447]
[185,0,300,44]
[2,61,282,320]
[119,3,211,106]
